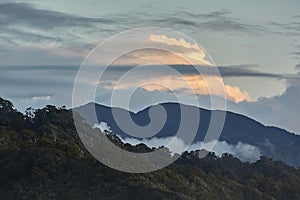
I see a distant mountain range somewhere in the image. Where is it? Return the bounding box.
[75,102,300,167]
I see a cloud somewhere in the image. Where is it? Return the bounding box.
[152,9,265,34]
[218,65,300,80]
[180,75,250,102]
[108,34,213,66]
[190,140,261,162]
[292,52,300,56]
[0,2,266,54]
[93,122,112,133]
[95,64,299,81]
[148,34,212,65]
[0,2,113,29]
[96,61,294,104]
[269,21,300,36]
[224,85,251,103]
[31,95,52,101]
[100,71,250,103]
[227,80,300,134]
[181,9,232,18]
[149,34,201,51]
[0,2,275,67]
[113,49,207,66]
[0,2,113,51]
[77,33,252,103]
[119,135,261,162]
[162,64,299,81]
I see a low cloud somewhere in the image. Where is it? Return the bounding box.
[190,140,261,162]
[93,122,112,133]
[119,136,261,162]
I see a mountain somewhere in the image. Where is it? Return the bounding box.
[1,97,300,199]
[75,102,300,167]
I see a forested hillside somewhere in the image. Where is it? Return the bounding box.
[1,97,300,200]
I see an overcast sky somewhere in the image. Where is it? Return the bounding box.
[0,0,300,133]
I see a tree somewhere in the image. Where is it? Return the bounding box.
[0,97,14,112]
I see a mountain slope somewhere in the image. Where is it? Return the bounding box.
[1,97,300,199]
[75,102,300,167]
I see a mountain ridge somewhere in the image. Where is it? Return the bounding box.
[78,101,296,135]
[75,102,300,167]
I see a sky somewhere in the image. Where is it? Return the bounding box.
[0,0,300,133]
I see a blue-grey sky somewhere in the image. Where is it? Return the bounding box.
[0,0,300,133]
